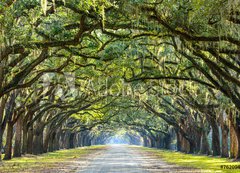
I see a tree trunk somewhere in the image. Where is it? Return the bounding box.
[13,116,22,157]
[143,136,148,147]
[176,131,182,151]
[84,134,89,146]
[22,126,28,154]
[164,134,171,149]
[69,133,75,149]
[82,133,86,147]
[156,135,162,149]
[59,132,65,149]
[150,138,156,148]
[177,131,191,153]
[230,120,238,158]
[221,124,229,157]
[33,131,44,155]
[79,132,84,147]
[210,118,221,156]
[2,93,16,160]
[0,96,7,160]
[27,125,33,154]
[193,129,202,153]
[3,122,14,160]
[200,130,210,155]
[229,112,240,159]
[0,131,3,160]
[43,132,50,153]
[33,122,44,155]
[53,131,60,151]
[86,135,91,146]
[64,132,70,149]
[188,140,195,154]
[48,132,56,152]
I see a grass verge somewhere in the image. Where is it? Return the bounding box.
[134,146,240,173]
[0,145,106,173]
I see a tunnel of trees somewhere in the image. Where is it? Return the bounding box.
[0,0,240,161]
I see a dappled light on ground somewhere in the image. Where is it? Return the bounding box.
[0,146,106,172]
[138,147,240,173]
[78,145,199,173]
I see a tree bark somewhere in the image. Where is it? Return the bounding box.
[209,118,221,156]
[0,96,7,160]
[13,116,22,157]
[156,134,162,149]
[0,131,3,160]
[43,132,50,153]
[22,125,28,154]
[69,133,75,149]
[229,112,240,159]
[218,111,229,157]
[3,122,14,160]
[27,125,33,154]
[176,131,182,151]
[177,131,191,153]
[48,132,56,152]
[33,130,44,155]
[163,134,171,149]
[32,121,45,155]
[200,130,210,155]
[143,136,148,147]
[221,124,229,157]
[53,130,60,151]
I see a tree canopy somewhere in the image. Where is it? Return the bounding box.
[0,0,240,161]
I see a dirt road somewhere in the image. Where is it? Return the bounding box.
[78,145,198,173]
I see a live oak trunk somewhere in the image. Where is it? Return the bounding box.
[79,132,84,147]
[33,121,45,155]
[229,112,240,159]
[1,93,16,160]
[209,118,221,156]
[22,126,28,154]
[0,132,3,160]
[43,133,50,153]
[59,132,65,149]
[218,111,229,157]
[48,132,56,152]
[69,133,75,149]
[53,131,60,151]
[200,130,210,155]
[221,124,229,158]
[143,136,149,147]
[83,134,89,146]
[13,116,22,157]
[176,131,182,151]
[64,132,70,149]
[27,125,33,154]
[230,120,238,158]
[163,134,171,149]
[177,131,191,153]
[0,97,7,160]
[33,131,44,155]
[188,142,195,154]
[3,122,14,160]
[156,135,162,149]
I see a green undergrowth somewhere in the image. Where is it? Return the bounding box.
[134,146,240,173]
[0,145,106,172]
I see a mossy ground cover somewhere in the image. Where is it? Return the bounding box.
[0,145,106,172]
[134,146,240,173]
